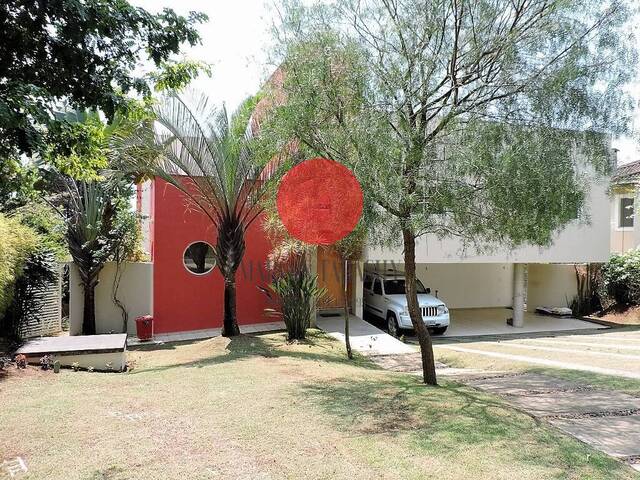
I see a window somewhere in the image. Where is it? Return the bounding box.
[372,278,383,295]
[383,279,428,295]
[183,241,216,275]
[364,275,372,291]
[619,197,634,229]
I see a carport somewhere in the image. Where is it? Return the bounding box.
[353,261,603,338]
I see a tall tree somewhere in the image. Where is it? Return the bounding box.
[115,91,274,336]
[263,0,638,384]
[0,0,206,162]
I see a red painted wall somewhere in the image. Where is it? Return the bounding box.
[152,177,273,333]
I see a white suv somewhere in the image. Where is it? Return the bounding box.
[363,271,450,336]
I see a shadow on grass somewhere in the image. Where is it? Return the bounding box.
[297,375,630,475]
[130,330,379,375]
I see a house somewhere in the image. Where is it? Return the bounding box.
[610,159,640,253]
[326,159,611,334]
[68,150,611,339]
[66,71,614,339]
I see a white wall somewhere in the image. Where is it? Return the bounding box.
[527,264,578,309]
[420,263,514,309]
[365,165,611,264]
[69,262,153,336]
[367,263,514,309]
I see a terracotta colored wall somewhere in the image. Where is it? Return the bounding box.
[152,178,273,333]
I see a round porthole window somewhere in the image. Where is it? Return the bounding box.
[183,241,216,275]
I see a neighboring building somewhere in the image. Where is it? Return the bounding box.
[610,159,640,253]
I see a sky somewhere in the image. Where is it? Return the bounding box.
[132,0,640,164]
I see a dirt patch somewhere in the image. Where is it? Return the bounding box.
[0,365,53,382]
[595,305,640,325]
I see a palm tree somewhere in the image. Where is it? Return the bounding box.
[116,91,273,336]
[61,180,118,335]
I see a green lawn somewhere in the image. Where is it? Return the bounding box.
[0,330,636,479]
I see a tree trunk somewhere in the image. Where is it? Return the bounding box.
[343,259,353,359]
[222,275,240,337]
[402,228,437,385]
[82,281,97,335]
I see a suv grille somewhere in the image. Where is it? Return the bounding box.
[421,306,438,317]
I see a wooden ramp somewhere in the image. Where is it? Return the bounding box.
[15,334,127,371]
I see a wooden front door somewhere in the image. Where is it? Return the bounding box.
[317,247,352,310]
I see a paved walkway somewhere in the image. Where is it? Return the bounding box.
[315,314,415,356]
[127,321,286,347]
[466,372,640,472]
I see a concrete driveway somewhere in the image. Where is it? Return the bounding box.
[442,308,605,337]
[435,327,640,379]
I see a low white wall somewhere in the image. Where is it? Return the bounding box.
[527,263,578,309]
[69,262,153,336]
[366,263,514,309]
[25,352,126,372]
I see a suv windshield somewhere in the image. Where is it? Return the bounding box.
[383,279,428,295]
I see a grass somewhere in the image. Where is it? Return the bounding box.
[0,330,637,479]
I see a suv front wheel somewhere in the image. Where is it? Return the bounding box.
[387,313,400,338]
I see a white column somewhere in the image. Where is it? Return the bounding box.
[512,263,526,328]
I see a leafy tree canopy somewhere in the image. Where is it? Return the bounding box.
[0,0,207,161]
[263,0,638,250]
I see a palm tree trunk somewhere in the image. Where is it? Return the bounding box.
[82,282,97,335]
[402,227,437,385]
[222,275,240,337]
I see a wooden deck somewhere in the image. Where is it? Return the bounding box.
[16,334,127,356]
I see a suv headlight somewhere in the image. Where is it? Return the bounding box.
[437,305,448,315]
[400,309,409,316]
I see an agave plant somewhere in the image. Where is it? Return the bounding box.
[264,257,326,341]
[115,90,274,336]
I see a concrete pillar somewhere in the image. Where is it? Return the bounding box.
[512,263,526,327]
[353,260,364,318]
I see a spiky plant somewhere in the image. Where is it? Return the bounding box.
[264,255,326,341]
[115,90,274,336]
[61,180,118,335]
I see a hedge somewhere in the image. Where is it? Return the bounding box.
[0,213,38,317]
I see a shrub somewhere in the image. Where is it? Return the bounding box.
[265,262,326,341]
[11,201,67,260]
[601,250,640,306]
[0,213,38,317]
